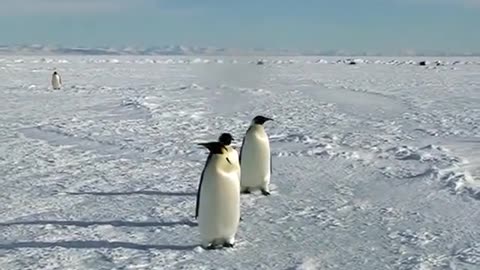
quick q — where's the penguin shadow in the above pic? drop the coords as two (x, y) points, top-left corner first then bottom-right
(0, 219), (198, 251)
(65, 190), (196, 196)
(0, 240), (197, 251)
(0, 219), (197, 228)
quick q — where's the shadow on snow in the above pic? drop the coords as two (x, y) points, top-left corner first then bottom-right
(0, 240), (197, 251)
(0, 220), (197, 228)
(65, 190), (196, 196)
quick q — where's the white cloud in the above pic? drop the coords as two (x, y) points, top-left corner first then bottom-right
(1, 0), (141, 15)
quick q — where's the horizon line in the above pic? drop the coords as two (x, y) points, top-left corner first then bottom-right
(1, 44), (480, 57)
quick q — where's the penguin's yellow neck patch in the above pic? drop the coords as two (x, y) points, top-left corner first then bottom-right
(212, 153), (235, 173)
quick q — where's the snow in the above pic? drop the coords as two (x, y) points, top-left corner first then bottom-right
(0, 55), (479, 269)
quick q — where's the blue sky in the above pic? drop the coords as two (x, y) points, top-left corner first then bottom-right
(1, 0), (479, 53)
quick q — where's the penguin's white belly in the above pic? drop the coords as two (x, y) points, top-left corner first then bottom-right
(52, 75), (61, 89)
(198, 169), (240, 244)
(226, 146), (241, 180)
(240, 134), (271, 188)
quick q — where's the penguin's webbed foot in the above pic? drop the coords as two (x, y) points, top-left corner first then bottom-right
(205, 245), (215, 250)
(241, 188), (251, 194)
(223, 242), (235, 248)
(204, 244), (220, 250)
(261, 189), (271, 196)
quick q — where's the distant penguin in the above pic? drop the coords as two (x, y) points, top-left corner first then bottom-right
(51, 71), (62, 90)
(196, 142), (241, 249)
(239, 115), (273, 196)
(218, 133), (241, 180)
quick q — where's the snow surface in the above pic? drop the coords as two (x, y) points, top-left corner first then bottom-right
(1, 56), (480, 269)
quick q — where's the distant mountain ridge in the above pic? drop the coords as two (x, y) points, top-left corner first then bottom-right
(0, 44), (479, 56)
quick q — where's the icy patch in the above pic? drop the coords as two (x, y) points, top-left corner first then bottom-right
(456, 243), (480, 265)
(18, 124), (143, 158)
(388, 229), (439, 246)
(293, 257), (322, 270)
(237, 87), (271, 95)
(435, 139), (480, 199)
(387, 146), (427, 161)
(273, 133), (318, 144)
(177, 83), (205, 90)
(440, 167), (480, 199)
(190, 58), (211, 64)
(383, 144), (453, 164)
(121, 96), (163, 116)
(393, 253), (451, 270)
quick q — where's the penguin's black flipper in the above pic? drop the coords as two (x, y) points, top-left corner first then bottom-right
(239, 126), (252, 165)
(270, 154), (273, 174)
(196, 153), (212, 219)
(239, 137), (246, 164)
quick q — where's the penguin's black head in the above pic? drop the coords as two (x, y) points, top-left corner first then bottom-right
(198, 142), (227, 154)
(53, 71), (57, 75)
(252, 115), (273, 125)
(218, 133), (233, 145)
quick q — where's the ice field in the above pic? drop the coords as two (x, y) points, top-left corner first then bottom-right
(0, 56), (479, 269)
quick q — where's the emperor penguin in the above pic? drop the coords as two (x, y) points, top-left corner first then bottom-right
(196, 141), (241, 249)
(239, 115), (273, 196)
(51, 71), (62, 90)
(218, 133), (241, 180)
